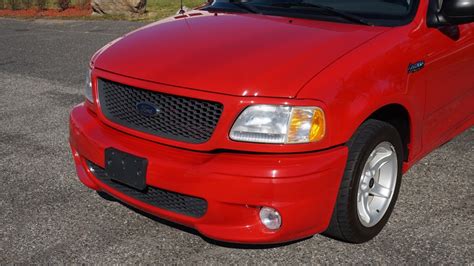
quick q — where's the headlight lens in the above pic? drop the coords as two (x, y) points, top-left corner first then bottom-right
(230, 105), (325, 144)
(85, 69), (93, 102)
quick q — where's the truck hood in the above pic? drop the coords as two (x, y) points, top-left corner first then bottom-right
(94, 11), (387, 98)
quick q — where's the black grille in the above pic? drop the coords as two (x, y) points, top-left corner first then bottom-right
(98, 79), (223, 144)
(87, 161), (207, 218)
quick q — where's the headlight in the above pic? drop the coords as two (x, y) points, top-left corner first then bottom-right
(230, 105), (326, 144)
(85, 68), (93, 102)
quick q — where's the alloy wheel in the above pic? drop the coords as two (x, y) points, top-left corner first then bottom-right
(357, 141), (398, 227)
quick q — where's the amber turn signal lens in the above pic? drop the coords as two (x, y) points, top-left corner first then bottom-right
(287, 107), (325, 143)
(309, 108), (325, 142)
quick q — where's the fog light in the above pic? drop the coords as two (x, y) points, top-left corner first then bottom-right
(259, 207), (282, 230)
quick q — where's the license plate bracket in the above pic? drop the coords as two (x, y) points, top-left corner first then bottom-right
(105, 148), (148, 191)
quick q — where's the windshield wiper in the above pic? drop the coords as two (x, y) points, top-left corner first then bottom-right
(203, 1), (261, 14)
(229, 0), (262, 14)
(269, 2), (373, 26)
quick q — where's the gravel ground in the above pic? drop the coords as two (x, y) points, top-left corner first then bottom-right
(0, 18), (472, 264)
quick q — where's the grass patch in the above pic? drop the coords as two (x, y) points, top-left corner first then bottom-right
(147, 0), (206, 19)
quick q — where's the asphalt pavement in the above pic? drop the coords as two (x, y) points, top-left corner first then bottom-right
(0, 17), (473, 264)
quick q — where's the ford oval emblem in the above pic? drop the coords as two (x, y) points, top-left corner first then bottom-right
(136, 102), (160, 117)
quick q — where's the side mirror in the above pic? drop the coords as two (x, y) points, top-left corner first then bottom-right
(442, 0), (474, 24)
(428, 0), (474, 27)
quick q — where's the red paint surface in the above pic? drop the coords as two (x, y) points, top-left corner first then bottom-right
(70, 0), (474, 243)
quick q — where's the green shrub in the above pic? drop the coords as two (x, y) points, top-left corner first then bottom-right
(7, 0), (20, 9)
(57, 0), (70, 10)
(35, 0), (46, 10)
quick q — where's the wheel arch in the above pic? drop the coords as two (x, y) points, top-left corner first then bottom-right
(358, 103), (412, 162)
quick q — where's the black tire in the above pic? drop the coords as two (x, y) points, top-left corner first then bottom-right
(323, 119), (404, 243)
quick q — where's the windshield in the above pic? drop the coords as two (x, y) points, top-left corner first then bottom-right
(203, 0), (419, 26)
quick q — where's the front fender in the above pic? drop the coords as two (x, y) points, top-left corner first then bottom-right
(297, 23), (427, 162)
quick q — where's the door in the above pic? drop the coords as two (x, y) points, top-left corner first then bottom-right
(422, 22), (474, 150)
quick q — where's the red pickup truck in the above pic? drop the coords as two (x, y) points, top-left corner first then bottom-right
(69, 0), (474, 244)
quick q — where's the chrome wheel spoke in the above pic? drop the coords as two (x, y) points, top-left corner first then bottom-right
(360, 211), (370, 225)
(358, 193), (370, 224)
(370, 151), (393, 172)
(370, 182), (391, 198)
(360, 181), (369, 192)
(358, 192), (363, 202)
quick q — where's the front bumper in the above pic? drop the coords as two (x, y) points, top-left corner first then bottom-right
(69, 104), (348, 244)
